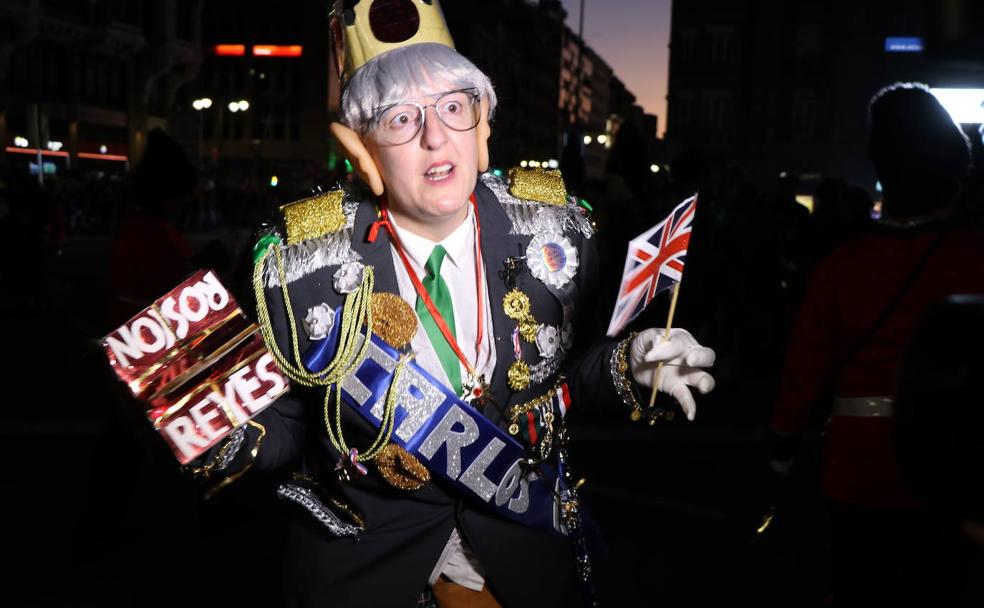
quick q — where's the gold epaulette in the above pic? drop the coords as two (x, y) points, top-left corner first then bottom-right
(259, 188), (362, 288)
(482, 170), (595, 239)
(280, 189), (348, 246)
(507, 167), (568, 207)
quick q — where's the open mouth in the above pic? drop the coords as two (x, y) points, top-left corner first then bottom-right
(424, 162), (454, 182)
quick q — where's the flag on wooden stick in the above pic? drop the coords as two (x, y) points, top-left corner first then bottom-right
(606, 194), (697, 337)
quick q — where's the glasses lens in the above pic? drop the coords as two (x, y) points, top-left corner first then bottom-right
(377, 104), (423, 145)
(436, 91), (479, 131)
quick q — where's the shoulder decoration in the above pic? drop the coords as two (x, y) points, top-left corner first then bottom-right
(262, 188), (362, 288)
(508, 167), (568, 206)
(480, 171), (594, 239)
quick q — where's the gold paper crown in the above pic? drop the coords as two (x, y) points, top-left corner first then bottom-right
(331, 0), (456, 82)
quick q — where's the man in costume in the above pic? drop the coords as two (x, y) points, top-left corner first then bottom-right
(196, 2), (715, 606)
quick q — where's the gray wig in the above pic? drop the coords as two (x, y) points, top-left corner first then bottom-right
(340, 42), (497, 133)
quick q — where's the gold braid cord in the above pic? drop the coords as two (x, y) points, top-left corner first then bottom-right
(253, 243), (410, 465)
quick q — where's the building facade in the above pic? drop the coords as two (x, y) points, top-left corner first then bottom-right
(665, 0), (984, 195)
(0, 0), (203, 174)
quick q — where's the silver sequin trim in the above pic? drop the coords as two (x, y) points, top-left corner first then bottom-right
(210, 426), (245, 471)
(480, 172), (594, 239)
(275, 483), (364, 537)
(530, 351), (564, 385)
(263, 200), (362, 287)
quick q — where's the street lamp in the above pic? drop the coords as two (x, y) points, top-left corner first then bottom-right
(193, 98), (214, 168)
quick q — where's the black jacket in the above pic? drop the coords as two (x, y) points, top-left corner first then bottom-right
(227, 176), (622, 607)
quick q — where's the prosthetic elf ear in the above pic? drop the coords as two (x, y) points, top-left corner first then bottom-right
(477, 96), (491, 173)
(329, 121), (385, 196)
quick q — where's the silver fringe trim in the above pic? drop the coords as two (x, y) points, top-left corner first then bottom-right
(263, 200), (363, 288)
(276, 482), (364, 537)
(480, 172), (595, 239)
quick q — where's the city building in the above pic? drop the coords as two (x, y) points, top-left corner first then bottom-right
(665, 0), (984, 196)
(0, 0), (203, 176)
(173, 0), (336, 191)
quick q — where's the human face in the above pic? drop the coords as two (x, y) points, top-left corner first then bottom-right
(366, 86), (480, 241)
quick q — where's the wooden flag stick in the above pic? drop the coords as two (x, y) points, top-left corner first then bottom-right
(648, 281), (682, 408)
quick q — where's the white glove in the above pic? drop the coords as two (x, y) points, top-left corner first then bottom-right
(629, 328), (716, 421)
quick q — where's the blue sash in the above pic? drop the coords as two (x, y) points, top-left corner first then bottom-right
(303, 311), (570, 537)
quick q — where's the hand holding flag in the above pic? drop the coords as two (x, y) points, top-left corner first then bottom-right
(606, 194), (714, 418)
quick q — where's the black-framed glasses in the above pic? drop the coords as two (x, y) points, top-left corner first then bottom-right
(366, 88), (481, 146)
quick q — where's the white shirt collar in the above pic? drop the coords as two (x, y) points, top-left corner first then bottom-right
(388, 204), (474, 272)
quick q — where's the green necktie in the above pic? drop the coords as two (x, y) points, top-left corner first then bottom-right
(416, 245), (462, 394)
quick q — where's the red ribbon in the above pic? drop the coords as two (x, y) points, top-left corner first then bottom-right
(368, 193), (485, 378)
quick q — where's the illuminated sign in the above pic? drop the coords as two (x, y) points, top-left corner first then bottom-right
(253, 45), (302, 57)
(884, 37), (923, 52)
(930, 88), (984, 124)
(213, 45), (246, 56)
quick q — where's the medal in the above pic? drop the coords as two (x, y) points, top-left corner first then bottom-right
(503, 289), (531, 320)
(508, 360), (531, 391)
(518, 317), (540, 343)
(460, 372), (492, 408)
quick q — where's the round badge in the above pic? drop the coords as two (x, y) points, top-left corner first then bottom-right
(526, 233), (578, 288)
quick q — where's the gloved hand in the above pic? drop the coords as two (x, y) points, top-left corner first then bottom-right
(629, 328), (716, 420)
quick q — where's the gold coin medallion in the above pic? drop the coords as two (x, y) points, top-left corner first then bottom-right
(503, 289), (531, 320)
(371, 292), (417, 348)
(518, 317), (540, 343)
(507, 360), (531, 391)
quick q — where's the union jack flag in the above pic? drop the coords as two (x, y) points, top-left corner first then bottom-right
(606, 194), (698, 337)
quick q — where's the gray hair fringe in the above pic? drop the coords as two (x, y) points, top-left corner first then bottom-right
(340, 43), (497, 132)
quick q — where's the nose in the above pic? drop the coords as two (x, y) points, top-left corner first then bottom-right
(419, 105), (448, 150)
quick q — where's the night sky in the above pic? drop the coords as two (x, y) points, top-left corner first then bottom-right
(559, 0), (672, 134)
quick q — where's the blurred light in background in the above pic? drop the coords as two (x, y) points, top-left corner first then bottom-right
(930, 88), (984, 124)
(795, 194), (814, 213)
(884, 37), (924, 52)
(213, 45), (246, 56)
(253, 45), (302, 57)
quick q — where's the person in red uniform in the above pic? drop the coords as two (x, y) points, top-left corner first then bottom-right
(769, 83), (984, 606)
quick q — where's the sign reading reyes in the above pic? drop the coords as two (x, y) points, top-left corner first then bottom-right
(102, 269), (289, 464)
